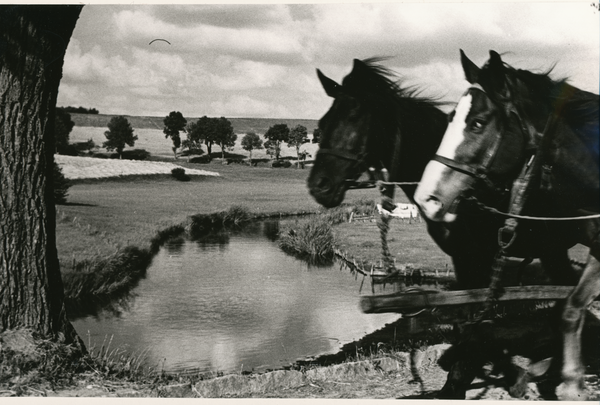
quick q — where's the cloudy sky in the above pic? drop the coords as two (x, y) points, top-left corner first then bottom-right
(57, 2), (599, 119)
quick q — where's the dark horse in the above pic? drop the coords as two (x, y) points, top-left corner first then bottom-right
(415, 50), (599, 400)
(307, 58), (506, 289)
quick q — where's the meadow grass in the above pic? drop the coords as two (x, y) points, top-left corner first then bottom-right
(56, 160), (375, 307)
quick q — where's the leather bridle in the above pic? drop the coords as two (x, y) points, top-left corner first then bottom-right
(431, 83), (541, 195)
(316, 147), (370, 175)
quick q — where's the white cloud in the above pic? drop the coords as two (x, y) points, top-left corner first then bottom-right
(394, 61), (468, 105)
(113, 9), (305, 62)
(209, 58), (287, 91)
(60, 3), (598, 119)
(211, 95), (291, 119)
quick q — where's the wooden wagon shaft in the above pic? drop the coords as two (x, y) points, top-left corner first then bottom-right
(360, 285), (580, 314)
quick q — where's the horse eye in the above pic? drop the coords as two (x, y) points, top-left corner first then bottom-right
(470, 119), (485, 132)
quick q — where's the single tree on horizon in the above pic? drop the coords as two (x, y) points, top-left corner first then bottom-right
(241, 131), (263, 163)
(186, 116), (216, 157)
(287, 124), (309, 168)
(264, 123), (290, 160)
(214, 117), (237, 159)
(103, 116), (137, 159)
(163, 111), (187, 159)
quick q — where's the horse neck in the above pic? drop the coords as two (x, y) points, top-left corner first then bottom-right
(376, 102), (447, 200)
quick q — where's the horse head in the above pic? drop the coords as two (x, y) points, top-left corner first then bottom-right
(417, 49), (600, 400)
(308, 58), (447, 208)
(307, 59), (385, 208)
(415, 50), (534, 222)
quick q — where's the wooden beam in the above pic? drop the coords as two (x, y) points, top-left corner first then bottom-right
(360, 285), (577, 314)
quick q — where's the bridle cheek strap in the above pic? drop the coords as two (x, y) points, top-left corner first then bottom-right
(431, 84), (532, 195)
(316, 148), (362, 162)
(316, 148), (370, 176)
(432, 154), (499, 192)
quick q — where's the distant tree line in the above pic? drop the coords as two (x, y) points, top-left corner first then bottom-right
(55, 106), (319, 167)
(163, 111), (318, 168)
(60, 106), (99, 114)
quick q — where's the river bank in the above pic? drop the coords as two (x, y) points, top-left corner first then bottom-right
(3, 155), (596, 399)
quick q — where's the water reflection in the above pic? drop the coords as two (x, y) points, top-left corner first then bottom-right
(164, 237), (185, 255)
(72, 220), (401, 374)
(262, 220), (279, 242)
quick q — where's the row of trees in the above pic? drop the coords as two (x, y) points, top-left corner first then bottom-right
(162, 111), (315, 165)
(61, 106), (99, 114)
(55, 107), (321, 163)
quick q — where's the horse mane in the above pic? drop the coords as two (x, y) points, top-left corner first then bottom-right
(339, 57), (449, 179)
(340, 58), (447, 146)
(342, 57), (444, 113)
(481, 60), (599, 147)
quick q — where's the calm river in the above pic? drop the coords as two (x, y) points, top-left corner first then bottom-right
(72, 220), (400, 374)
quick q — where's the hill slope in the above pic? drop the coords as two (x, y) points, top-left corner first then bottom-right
(70, 113), (320, 134)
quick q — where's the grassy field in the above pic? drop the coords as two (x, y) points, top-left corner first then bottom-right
(56, 161), (380, 271)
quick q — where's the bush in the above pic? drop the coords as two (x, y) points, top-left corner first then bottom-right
(272, 160), (292, 168)
(57, 144), (80, 156)
(189, 155), (211, 164)
(72, 139), (96, 153)
(171, 167), (190, 182)
(120, 149), (150, 161)
(221, 205), (251, 226)
(53, 162), (70, 204)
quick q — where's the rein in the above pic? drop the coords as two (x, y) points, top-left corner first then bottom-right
(462, 196), (600, 221)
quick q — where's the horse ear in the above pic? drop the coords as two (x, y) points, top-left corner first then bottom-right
(317, 69), (340, 98)
(352, 59), (365, 72)
(460, 49), (479, 84)
(487, 50), (508, 95)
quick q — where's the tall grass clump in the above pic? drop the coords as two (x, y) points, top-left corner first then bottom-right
(62, 246), (153, 317)
(279, 216), (336, 264)
(86, 334), (151, 380)
(150, 224), (185, 253)
(0, 330), (87, 394)
(221, 205), (251, 226)
(0, 329), (154, 396)
(187, 205), (251, 237)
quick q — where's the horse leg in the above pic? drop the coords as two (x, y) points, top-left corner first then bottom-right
(559, 253), (600, 400)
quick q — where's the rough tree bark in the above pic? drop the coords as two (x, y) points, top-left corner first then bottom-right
(0, 5), (82, 344)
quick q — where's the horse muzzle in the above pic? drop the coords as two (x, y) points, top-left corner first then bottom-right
(415, 160), (475, 223)
(307, 175), (347, 208)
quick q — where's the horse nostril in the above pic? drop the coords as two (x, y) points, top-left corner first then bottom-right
(426, 195), (443, 209)
(316, 176), (332, 192)
(418, 195), (444, 214)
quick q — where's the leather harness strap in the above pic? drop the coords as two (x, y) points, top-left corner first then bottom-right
(316, 148), (363, 162)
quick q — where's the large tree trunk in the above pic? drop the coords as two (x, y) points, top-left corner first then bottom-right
(0, 6), (82, 345)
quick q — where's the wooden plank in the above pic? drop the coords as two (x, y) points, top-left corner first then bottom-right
(360, 285), (576, 314)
